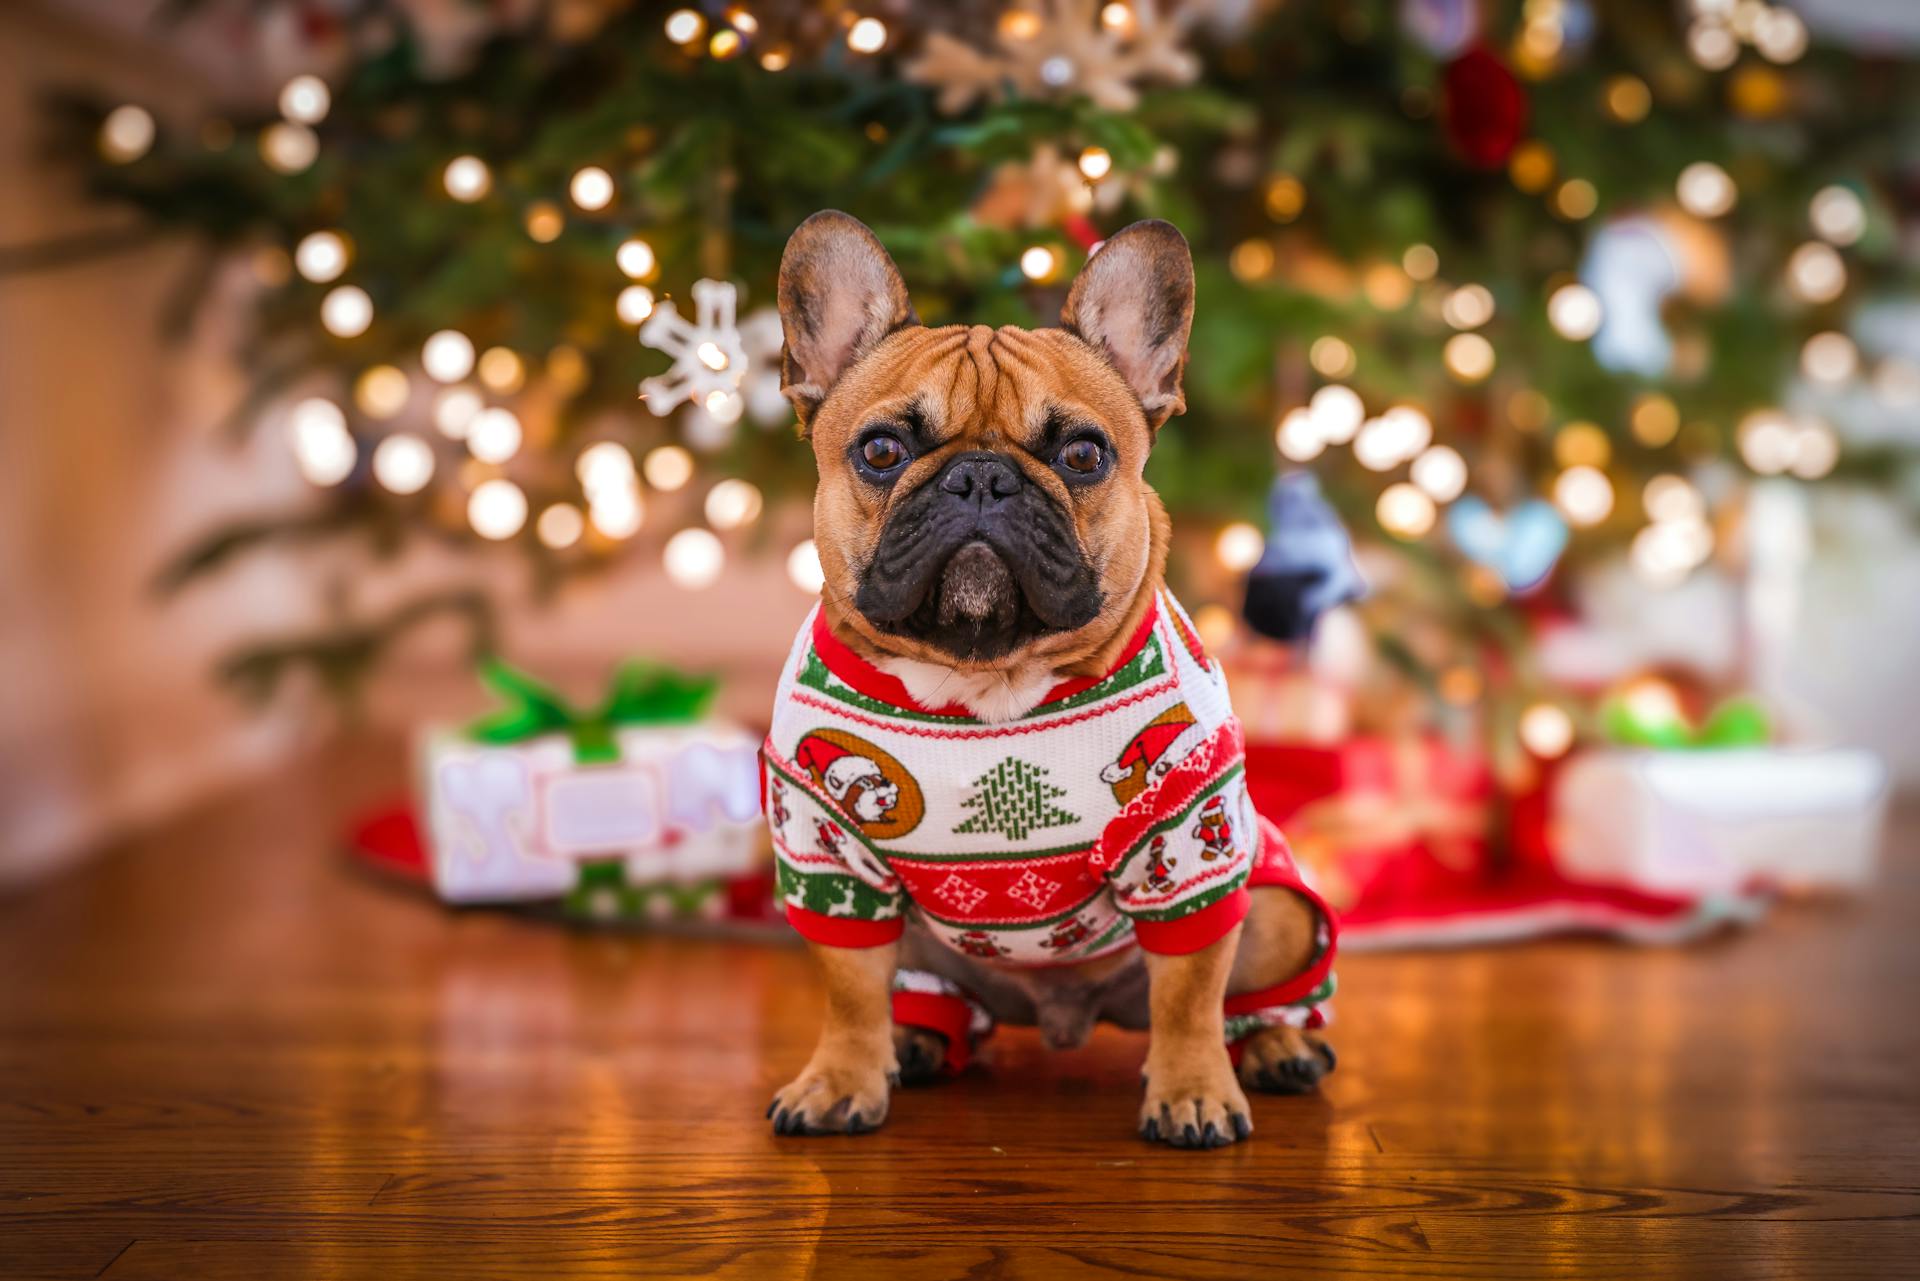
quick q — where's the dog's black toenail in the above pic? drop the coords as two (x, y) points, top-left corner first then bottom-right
(1201, 1122), (1220, 1147)
(766, 1098), (778, 1118)
(1230, 1112), (1252, 1140)
(1318, 1043), (1337, 1074)
(847, 1113), (868, 1134)
(1140, 1117), (1160, 1142)
(1181, 1123), (1199, 1147)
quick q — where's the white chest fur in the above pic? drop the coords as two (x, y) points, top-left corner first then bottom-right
(874, 655), (1059, 723)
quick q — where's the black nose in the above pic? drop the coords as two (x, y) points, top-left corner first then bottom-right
(937, 451), (1023, 508)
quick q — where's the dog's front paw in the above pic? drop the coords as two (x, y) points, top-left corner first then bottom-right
(1236, 1025), (1336, 1095)
(1138, 1045), (1252, 1149)
(767, 1053), (894, 1136)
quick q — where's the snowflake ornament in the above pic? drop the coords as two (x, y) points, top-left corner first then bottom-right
(639, 278), (749, 426)
(908, 0), (1201, 115)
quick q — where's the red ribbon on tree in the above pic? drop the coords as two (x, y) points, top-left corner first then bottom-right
(1441, 47), (1529, 169)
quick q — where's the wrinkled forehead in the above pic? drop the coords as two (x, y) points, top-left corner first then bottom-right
(813, 324), (1145, 450)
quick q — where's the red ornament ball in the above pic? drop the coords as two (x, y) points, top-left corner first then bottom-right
(1441, 47), (1529, 169)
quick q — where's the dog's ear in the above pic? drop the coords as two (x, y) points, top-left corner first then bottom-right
(777, 211), (917, 435)
(1060, 220), (1195, 433)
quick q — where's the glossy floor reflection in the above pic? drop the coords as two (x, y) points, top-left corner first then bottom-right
(2, 739), (1916, 1278)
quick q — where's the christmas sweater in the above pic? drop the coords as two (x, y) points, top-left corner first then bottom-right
(762, 591), (1279, 965)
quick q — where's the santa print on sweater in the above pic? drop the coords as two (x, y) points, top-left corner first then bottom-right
(762, 592), (1332, 972)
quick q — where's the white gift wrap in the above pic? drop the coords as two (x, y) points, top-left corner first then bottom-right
(1553, 748), (1889, 896)
(417, 721), (763, 903)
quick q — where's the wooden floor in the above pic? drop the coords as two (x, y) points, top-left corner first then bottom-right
(3, 739), (1917, 1280)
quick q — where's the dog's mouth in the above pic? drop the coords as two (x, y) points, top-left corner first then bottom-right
(852, 452), (1102, 663)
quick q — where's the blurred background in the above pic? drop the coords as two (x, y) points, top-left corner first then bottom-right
(2, 0), (1915, 926)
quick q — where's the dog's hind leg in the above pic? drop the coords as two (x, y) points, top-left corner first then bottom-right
(1226, 882), (1338, 1095)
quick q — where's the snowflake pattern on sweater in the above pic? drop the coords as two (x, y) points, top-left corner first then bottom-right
(762, 592), (1263, 965)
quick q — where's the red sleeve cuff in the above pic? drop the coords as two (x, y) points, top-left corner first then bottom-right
(1131, 886), (1250, 955)
(784, 903), (905, 948)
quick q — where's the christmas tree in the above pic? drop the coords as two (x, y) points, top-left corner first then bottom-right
(42, 0), (1918, 760)
(954, 759), (1079, 842)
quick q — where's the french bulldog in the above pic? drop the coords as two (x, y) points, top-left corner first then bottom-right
(761, 211), (1337, 1149)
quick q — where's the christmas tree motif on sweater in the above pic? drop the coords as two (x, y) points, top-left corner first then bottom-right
(952, 758), (1079, 842)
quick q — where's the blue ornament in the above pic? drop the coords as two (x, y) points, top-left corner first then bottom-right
(1242, 471), (1368, 643)
(1446, 497), (1568, 592)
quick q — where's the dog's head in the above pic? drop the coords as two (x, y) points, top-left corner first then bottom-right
(777, 211), (1194, 673)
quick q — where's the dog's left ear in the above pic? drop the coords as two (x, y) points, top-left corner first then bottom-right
(1060, 220), (1195, 433)
(777, 210), (917, 435)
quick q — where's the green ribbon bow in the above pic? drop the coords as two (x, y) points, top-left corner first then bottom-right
(466, 658), (718, 764)
(1600, 694), (1771, 750)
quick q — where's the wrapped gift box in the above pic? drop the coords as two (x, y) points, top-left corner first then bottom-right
(418, 723), (764, 910)
(413, 660), (765, 919)
(1552, 748), (1889, 895)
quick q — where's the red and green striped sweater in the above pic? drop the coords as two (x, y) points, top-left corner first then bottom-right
(762, 591), (1296, 965)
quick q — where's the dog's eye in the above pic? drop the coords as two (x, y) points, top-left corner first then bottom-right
(1058, 438), (1105, 475)
(859, 433), (908, 473)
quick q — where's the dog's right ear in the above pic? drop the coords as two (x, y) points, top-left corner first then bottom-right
(777, 211), (917, 436)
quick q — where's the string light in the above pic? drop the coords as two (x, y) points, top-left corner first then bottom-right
(320, 285), (373, 337)
(616, 238), (658, 280)
(847, 17), (888, 53)
(294, 230), (348, 283)
(1801, 331), (1858, 383)
(433, 388), (482, 439)
(1604, 75), (1651, 123)
(477, 347), (525, 394)
(1519, 704), (1575, 758)
(710, 29), (742, 59)
(1353, 407), (1431, 472)
(537, 503), (585, 549)
(1874, 358), (1920, 408)
(1631, 516), (1714, 586)
(1263, 174), (1305, 222)
(422, 330), (476, 383)
(1308, 385), (1364, 445)
(1547, 283), (1603, 340)
(1676, 161), (1737, 217)
(1215, 522), (1265, 572)
(1553, 421), (1612, 468)
(278, 75), (330, 125)
(1551, 178), (1598, 220)
(1552, 466), (1615, 527)
(1376, 483), (1437, 539)
(443, 156), (491, 202)
(1508, 141), (1555, 195)
(100, 105), (155, 163)
(664, 528), (725, 588)
(1101, 2), (1136, 32)
(725, 7), (758, 35)
(1630, 393), (1681, 447)
(1442, 284), (1495, 330)
(569, 166), (614, 211)
(1402, 244), (1439, 281)
(1230, 240), (1275, 282)
(1809, 186), (1866, 246)
(577, 441), (636, 495)
(1687, 20), (1739, 70)
(589, 487), (644, 539)
(466, 408), (523, 464)
(704, 478), (764, 529)
(760, 47), (792, 71)
(468, 478), (528, 540)
(1410, 445), (1468, 502)
(260, 122), (318, 174)
(1752, 6), (1808, 62)
(525, 202), (565, 242)
(644, 444), (694, 491)
(286, 398), (356, 486)
(617, 285), (656, 325)
(1786, 242), (1846, 303)
(1444, 332), (1495, 382)
(1363, 263), (1413, 311)
(1737, 410), (1797, 474)
(787, 539), (826, 594)
(1643, 474), (1704, 524)
(1078, 147), (1113, 180)
(354, 365), (410, 418)
(664, 9), (705, 44)
(1788, 418), (1839, 479)
(372, 433), (435, 494)
(1020, 245), (1058, 281)
(1276, 408), (1323, 462)
(1309, 336), (1357, 379)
